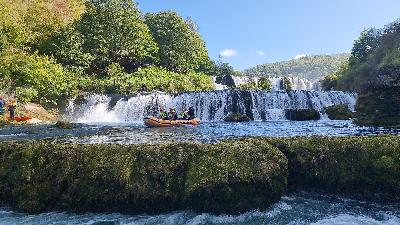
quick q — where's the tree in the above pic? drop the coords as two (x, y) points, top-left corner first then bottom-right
(145, 11), (209, 73)
(281, 77), (292, 90)
(258, 77), (272, 90)
(349, 28), (381, 65)
(43, 0), (158, 75)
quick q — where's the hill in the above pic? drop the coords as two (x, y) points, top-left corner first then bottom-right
(243, 54), (350, 82)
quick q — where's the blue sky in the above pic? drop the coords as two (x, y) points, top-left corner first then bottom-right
(136, 0), (400, 70)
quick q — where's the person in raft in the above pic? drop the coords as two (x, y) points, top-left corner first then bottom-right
(169, 107), (178, 120)
(159, 107), (168, 120)
(180, 108), (189, 120)
(7, 98), (17, 121)
(188, 106), (195, 120)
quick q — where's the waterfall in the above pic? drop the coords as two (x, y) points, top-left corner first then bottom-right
(67, 90), (357, 123)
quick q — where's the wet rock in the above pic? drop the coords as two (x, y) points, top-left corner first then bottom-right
(286, 109), (320, 121)
(54, 121), (75, 129)
(224, 113), (251, 122)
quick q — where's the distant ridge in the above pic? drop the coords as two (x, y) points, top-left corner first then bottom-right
(243, 53), (349, 82)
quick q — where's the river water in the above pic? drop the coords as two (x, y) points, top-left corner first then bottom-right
(1, 192), (399, 225)
(0, 120), (399, 144)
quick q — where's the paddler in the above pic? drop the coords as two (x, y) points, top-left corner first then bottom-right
(7, 98), (17, 121)
(188, 106), (195, 120)
(169, 107), (178, 120)
(159, 107), (168, 120)
(180, 108), (189, 120)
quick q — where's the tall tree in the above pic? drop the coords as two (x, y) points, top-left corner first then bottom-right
(145, 11), (209, 73)
(43, 0), (158, 75)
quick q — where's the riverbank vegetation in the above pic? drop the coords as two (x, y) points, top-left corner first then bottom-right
(321, 19), (400, 127)
(0, 0), (218, 107)
(0, 136), (398, 214)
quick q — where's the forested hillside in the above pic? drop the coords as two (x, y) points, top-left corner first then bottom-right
(244, 54), (349, 81)
(0, 0), (218, 107)
(322, 19), (400, 126)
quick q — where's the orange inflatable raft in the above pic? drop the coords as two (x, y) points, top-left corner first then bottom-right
(6, 115), (32, 122)
(144, 116), (200, 127)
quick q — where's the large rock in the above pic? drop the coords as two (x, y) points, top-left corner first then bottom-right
(324, 105), (353, 120)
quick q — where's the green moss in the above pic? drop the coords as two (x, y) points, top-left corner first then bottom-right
(0, 140), (287, 214)
(0, 136), (399, 215)
(264, 136), (400, 201)
(324, 105), (354, 120)
(286, 109), (321, 121)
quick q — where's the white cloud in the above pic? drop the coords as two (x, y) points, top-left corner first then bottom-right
(256, 50), (265, 56)
(294, 54), (306, 59)
(220, 49), (238, 57)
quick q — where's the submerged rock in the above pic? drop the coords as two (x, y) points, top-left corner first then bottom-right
(54, 121), (75, 129)
(286, 109), (321, 121)
(224, 113), (251, 122)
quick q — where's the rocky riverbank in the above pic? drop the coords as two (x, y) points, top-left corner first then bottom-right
(0, 136), (398, 215)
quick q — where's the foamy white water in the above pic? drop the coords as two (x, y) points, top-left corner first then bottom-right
(1, 193), (398, 225)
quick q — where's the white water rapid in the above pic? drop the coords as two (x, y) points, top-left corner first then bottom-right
(66, 90), (357, 123)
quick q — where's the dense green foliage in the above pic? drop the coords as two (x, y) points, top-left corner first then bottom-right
(0, 0), (216, 106)
(1, 136), (399, 214)
(238, 77), (272, 91)
(0, 140), (287, 214)
(244, 54), (349, 82)
(326, 20), (400, 126)
(324, 105), (353, 120)
(281, 77), (293, 90)
(144, 11), (209, 73)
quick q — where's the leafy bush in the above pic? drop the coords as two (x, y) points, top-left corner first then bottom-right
(0, 51), (80, 106)
(15, 87), (38, 104)
(258, 77), (272, 90)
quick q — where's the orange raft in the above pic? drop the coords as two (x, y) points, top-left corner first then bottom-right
(6, 115), (32, 122)
(144, 116), (200, 127)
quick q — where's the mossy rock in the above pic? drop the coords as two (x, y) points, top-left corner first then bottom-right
(264, 136), (400, 202)
(224, 113), (251, 122)
(54, 121), (75, 129)
(185, 140), (287, 213)
(286, 109), (320, 121)
(324, 105), (354, 120)
(0, 140), (287, 214)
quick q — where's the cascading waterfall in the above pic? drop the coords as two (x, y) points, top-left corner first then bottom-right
(66, 90), (357, 123)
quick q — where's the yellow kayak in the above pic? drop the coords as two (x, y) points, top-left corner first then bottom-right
(144, 116), (200, 127)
